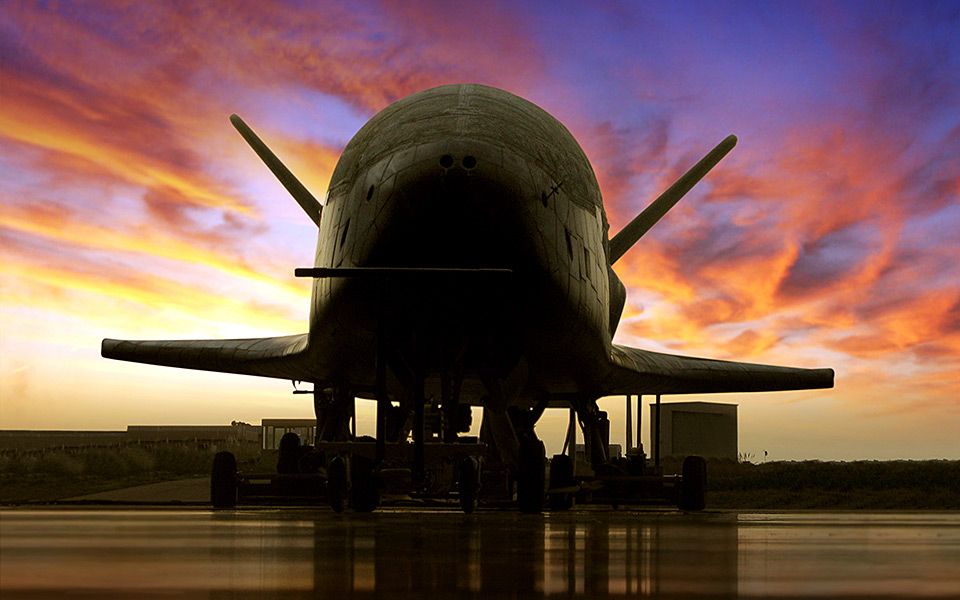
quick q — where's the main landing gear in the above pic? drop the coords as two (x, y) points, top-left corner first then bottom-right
(539, 397), (708, 511)
(208, 394), (707, 513)
(208, 375), (485, 513)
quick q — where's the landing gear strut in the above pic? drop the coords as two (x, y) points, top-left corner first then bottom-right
(350, 454), (380, 512)
(548, 454), (574, 511)
(677, 455), (707, 511)
(327, 455), (347, 513)
(517, 437), (545, 513)
(458, 456), (480, 514)
(210, 451), (238, 509)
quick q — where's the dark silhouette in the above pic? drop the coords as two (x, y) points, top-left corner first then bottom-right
(102, 84), (832, 512)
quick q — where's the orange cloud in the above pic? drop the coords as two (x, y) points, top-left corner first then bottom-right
(0, 201), (308, 305)
(0, 251), (304, 336)
(829, 290), (960, 358)
(722, 329), (783, 358)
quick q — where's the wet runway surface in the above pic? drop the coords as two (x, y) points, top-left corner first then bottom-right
(1, 508), (958, 598)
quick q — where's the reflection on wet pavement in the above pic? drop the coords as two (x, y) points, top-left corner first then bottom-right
(1, 508), (958, 597)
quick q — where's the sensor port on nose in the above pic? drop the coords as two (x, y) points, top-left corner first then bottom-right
(462, 155), (477, 169)
(439, 154), (454, 169)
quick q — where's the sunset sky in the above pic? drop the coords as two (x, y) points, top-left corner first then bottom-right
(1, 1), (957, 459)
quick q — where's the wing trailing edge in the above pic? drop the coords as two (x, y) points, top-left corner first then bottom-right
(101, 334), (312, 381)
(604, 344), (834, 395)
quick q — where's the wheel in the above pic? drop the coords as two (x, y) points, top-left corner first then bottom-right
(327, 455), (348, 513)
(458, 456), (480, 514)
(517, 439), (545, 513)
(350, 454), (380, 512)
(677, 455), (707, 511)
(548, 454), (574, 511)
(297, 448), (325, 474)
(210, 451), (238, 508)
(277, 432), (301, 474)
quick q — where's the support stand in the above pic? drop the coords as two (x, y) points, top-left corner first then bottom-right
(636, 394), (642, 454)
(412, 369), (426, 484)
(625, 394), (632, 452)
(375, 314), (388, 465)
(654, 394), (661, 470)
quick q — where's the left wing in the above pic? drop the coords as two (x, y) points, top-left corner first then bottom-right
(604, 344), (834, 395)
(101, 334), (312, 381)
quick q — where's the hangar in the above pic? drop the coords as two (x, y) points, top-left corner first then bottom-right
(650, 401), (738, 460)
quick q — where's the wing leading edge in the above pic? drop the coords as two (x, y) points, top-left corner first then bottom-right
(101, 334), (311, 381)
(605, 344), (834, 395)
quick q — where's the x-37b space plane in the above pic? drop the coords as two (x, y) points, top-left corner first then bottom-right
(103, 84), (833, 512)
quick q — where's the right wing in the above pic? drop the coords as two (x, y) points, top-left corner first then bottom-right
(101, 334), (312, 381)
(604, 343), (834, 395)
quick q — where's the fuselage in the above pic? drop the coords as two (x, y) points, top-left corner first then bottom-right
(305, 84), (626, 403)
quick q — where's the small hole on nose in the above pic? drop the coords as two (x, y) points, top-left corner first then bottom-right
(439, 155), (454, 168)
(366, 185), (375, 200)
(462, 155), (477, 169)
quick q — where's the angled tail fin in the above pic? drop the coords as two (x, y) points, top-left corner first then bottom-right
(230, 114), (323, 227)
(609, 135), (737, 264)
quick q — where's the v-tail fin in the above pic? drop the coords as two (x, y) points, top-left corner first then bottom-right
(608, 135), (736, 264)
(230, 114), (323, 227)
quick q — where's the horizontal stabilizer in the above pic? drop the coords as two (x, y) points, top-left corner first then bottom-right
(230, 114), (323, 227)
(609, 135), (737, 264)
(294, 267), (514, 278)
(101, 334), (311, 380)
(605, 344), (833, 395)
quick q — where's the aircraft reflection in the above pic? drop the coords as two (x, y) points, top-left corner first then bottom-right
(306, 510), (738, 597)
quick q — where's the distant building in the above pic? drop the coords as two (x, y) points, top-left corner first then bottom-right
(650, 401), (737, 460)
(126, 423), (260, 444)
(0, 422), (261, 454)
(261, 419), (316, 450)
(0, 430), (126, 452)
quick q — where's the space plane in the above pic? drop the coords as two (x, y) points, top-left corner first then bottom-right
(103, 84), (833, 511)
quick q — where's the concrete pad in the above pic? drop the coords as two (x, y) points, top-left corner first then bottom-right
(65, 477), (209, 502)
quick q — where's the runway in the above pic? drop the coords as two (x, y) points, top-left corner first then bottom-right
(1, 508), (958, 598)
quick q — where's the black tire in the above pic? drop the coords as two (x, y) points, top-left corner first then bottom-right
(297, 448), (325, 475)
(211, 451), (238, 509)
(677, 455), (707, 511)
(517, 439), (546, 513)
(458, 456), (480, 514)
(327, 456), (348, 513)
(350, 455), (379, 513)
(277, 432), (301, 474)
(548, 454), (574, 511)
